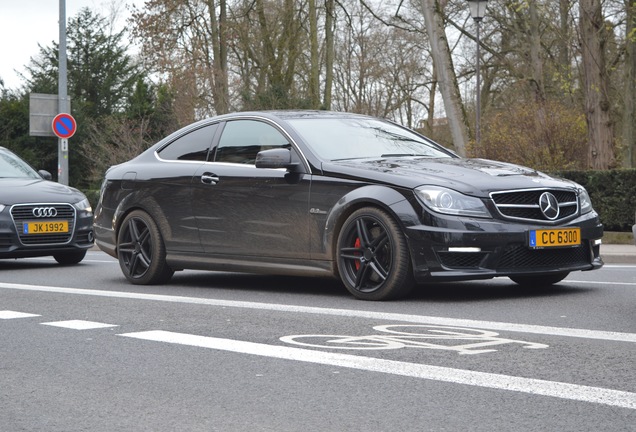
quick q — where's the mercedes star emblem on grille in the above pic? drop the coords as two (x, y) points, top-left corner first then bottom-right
(539, 192), (559, 220)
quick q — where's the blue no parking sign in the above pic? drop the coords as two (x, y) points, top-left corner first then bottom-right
(51, 113), (77, 139)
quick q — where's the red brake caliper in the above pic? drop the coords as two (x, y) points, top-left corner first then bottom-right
(354, 238), (361, 270)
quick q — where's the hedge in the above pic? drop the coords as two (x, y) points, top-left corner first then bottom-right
(555, 169), (636, 232)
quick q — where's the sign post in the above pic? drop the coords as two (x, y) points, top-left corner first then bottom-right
(58, 0), (69, 185)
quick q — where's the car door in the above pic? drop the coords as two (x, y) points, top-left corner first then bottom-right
(192, 119), (311, 259)
(148, 123), (219, 253)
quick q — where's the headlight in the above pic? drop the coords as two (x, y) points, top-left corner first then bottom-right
(0, 205), (5, 213)
(74, 198), (92, 213)
(578, 187), (593, 214)
(415, 186), (491, 218)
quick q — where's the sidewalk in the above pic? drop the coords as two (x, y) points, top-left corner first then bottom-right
(600, 243), (636, 265)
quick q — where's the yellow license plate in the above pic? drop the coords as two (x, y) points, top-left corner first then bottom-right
(23, 221), (69, 234)
(529, 227), (581, 248)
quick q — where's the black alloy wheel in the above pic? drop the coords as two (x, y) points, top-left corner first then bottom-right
(509, 272), (569, 287)
(337, 207), (414, 300)
(117, 210), (174, 285)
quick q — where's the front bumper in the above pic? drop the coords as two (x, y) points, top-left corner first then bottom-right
(0, 208), (94, 259)
(405, 211), (603, 283)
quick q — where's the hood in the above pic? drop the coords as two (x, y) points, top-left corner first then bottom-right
(0, 178), (86, 205)
(321, 157), (577, 196)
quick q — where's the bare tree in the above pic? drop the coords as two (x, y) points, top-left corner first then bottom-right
(324, 0), (335, 109)
(418, 0), (470, 155)
(623, 0), (636, 167)
(131, 0), (229, 122)
(579, 0), (616, 169)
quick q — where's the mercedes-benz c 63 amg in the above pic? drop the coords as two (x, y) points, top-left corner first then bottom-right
(94, 111), (603, 300)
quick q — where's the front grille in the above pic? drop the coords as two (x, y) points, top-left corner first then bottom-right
(497, 243), (590, 270)
(438, 252), (487, 268)
(491, 189), (578, 223)
(11, 204), (76, 246)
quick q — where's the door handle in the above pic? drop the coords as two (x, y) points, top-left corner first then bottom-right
(201, 173), (220, 185)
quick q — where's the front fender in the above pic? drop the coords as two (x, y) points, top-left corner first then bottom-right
(320, 185), (421, 261)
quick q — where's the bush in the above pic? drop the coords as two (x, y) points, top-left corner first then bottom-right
(469, 100), (588, 171)
(555, 169), (636, 231)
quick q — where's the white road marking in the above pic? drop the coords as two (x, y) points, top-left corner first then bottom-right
(565, 279), (636, 286)
(280, 325), (550, 355)
(1, 281), (635, 343)
(17, 255), (116, 264)
(0, 310), (41, 319)
(120, 330), (636, 410)
(41, 320), (118, 330)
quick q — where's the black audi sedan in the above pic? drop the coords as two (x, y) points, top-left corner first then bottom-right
(94, 111), (603, 300)
(0, 146), (94, 264)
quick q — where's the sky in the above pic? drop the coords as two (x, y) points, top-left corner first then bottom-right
(0, 0), (142, 90)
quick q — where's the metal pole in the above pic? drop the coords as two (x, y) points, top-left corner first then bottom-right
(475, 19), (481, 146)
(58, 0), (69, 185)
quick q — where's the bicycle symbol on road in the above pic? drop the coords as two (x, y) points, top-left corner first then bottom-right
(280, 325), (549, 355)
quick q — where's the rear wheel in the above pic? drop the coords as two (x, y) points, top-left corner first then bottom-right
(117, 210), (174, 285)
(509, 272), (569, 287)
(53, 250), (86, 265)
(336, 207), (414, 301)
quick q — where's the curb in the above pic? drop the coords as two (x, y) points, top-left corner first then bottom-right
(600, 244), (636, 265)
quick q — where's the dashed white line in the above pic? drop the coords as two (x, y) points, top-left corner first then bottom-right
(41, 320), (118, 330)
(0, 310), (41, 319)
(120, 330), (636, 410)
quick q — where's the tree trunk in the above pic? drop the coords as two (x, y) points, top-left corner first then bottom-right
(579, 0), (615, 169)
(529, 2), (545, 102)
(206, 0), (229, 114)
(323, 0), (335, 110)
(308, 0), (320, 108)
(558, 0), (572, 75)
(418, 0), (469, 155)
(623, 0), (636, 167)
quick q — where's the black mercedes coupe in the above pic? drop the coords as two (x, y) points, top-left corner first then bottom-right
(94, 111), (603, 300)
(0, 146), (94, 264)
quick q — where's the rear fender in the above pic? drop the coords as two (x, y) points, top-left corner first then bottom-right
(113, 192), (172, 242)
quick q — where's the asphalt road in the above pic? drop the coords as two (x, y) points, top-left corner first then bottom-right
(1, 250), (635, 431)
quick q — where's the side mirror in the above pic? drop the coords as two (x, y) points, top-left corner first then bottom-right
(255, 148), (298, 170)
(38, 169), (53, 180)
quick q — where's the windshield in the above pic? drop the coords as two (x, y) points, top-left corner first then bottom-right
(287, 117), (454, 161)
(0, 149), (41, 179)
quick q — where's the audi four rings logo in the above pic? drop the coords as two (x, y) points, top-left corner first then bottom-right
(539, 192), (559, 220)
(32, 207), (58, 218)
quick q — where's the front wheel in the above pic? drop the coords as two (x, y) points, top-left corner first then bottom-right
(336, 207), (414, 301)
(53, 250), (87, 265)
(117, 210), (174, 285)
(509, 272), (569, 287)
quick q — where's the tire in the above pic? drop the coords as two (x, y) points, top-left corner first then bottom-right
(509, 272), (569, 287)
(53, 250), (87, 265)
(336, 207), (414, 301)
(117, 210), (174, 285)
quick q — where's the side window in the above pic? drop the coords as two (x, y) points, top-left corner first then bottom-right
(214, 120), (289, 164)
(158, 123), (218, 161)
